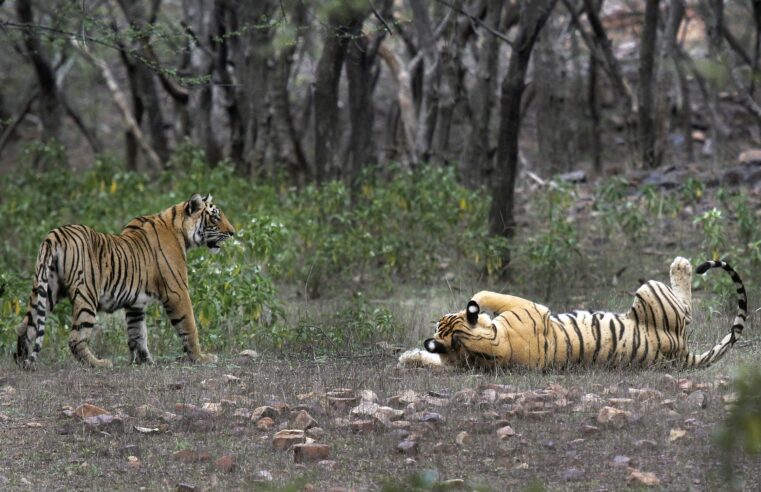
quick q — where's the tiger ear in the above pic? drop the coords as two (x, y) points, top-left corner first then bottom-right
(466, 300), (479, 325)
(202, 194), (212, 203)
(186, 194), (204, 214)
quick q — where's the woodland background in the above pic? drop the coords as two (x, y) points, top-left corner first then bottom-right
(2, 1), (761, 490)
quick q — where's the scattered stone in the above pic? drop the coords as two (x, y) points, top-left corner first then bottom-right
(222, 374), (241, 384)
(634, 439), (658, 449)
(540, 439), (557, 449)
(738, 149), (761, 164)
(581, 424), (599, 435)
(418, 411), (443, 423)
(251, 406), (279, 421)
(559, 170), (587, 183)
(686, 390), (708, 409)
(73, 403), (110, 419)
(272, 429), (305, 450)
(628, 468), (661, 486)
(306, 427), (325, 440)
(669, 428), (687, 442)
(455, 431), (471, 446)
(359, 390), (378, 403)
(478, 388), (497, 404)
(351, 401), (381, 418)
(293, 443), (330, 463)
(628, 388), (663, 402)
(350, 419), (377, 433)
(233, 408), (252, 419)
(176, 483), (197, 492)
(133, 425), (160, 434)
(214, 455), (236, 473)
(254, 470), (273, 482)
(496, 425), (515, 440)
(256, 417), (275, 430)
(202, 402), (222, 414)
(432, 442), (457, 454)
(373, 406), (405, 424)
(175, 403), (213, 420)
(580, 394), (603, 408)
(607, 398), (633, 406)
(327, 396), (359, 413)
(396, 439), (418, 455)
(174, 449), (198, 462)
(437, 479), (466, 489)
(451, 389), (477, 404)
(562, 467), (585, 481)
(83, 414), (125, 433)
(119, 444), (140, 458)
(291, 410), (317, 430)
(612, 455), (631, 467)
(133, 404), (178, 422)
(423, 395), (450, 407)
(596, 406), (631, 428)
(126, 455), (140, 471)
(239, 349), (259, 358)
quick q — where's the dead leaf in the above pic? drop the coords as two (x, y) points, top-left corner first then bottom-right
(669, 428), (687, 442)
(134, 425), (160, 434)
(628, 468), (660, 486)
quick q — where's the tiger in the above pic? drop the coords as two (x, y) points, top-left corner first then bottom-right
(398, 257), (747, 370)
(14, 193), (235, 369)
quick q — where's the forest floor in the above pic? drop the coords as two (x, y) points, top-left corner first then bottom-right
(3, 159), (761, 490)
(0, 303), (759, 491)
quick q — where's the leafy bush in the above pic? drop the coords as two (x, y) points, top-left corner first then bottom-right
(0, 153), (504, 357)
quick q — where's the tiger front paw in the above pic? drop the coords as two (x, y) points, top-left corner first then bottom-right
(191, 352), (218, 364)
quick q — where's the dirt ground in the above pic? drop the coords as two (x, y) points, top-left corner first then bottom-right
(1, 331), (760, 492)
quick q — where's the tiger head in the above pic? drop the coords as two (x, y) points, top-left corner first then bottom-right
(184, 194), (235, 254)
(424, 300), (500, 365)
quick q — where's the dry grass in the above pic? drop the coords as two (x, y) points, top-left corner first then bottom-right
(1, 296), (759, 491)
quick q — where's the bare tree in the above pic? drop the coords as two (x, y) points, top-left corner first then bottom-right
(489, 0), (559, 267)
(638, 0), (660, 169)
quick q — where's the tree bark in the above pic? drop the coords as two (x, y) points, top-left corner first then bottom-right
(313, 3), (366, 183)
(638, 0), (660, 169)
(463, 0), (505, 183)
(16, 0), (63, 169)
(489, 0), (558, 265)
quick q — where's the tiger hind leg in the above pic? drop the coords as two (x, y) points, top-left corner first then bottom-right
(68, 300), (112, 368)
(669, 257), (693, 322)
(16, 275), (59, 368)
(125, 307), (154, 364)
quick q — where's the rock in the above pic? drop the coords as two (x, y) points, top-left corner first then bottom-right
(233, 408), (251, 419)
(432, 442), (457, 454)
(133, 425), (160, 434)
(478, 388), (497, 404)
(126, 455), (140, 471)
(306, 427), (325, 439)
(373, 406), (405, 424)
(612, 455), (631, 467)
(272, 429), (305, 450)
(738, 149), (761, 164)
(201, 402), (222, 414)
(173, 450), (198, 462)
(634, 439), (658, 449)
(580, 425), (599, 435)
(175, 404), (213, 420)
(417, 411), (443, 423)
(251, 406), (280, 421)
(134, 404), (178, 422)
(222, 374), (241, 384)
(176, 483), (197, 492)
(607, 398), (633, 406)
(388, 390), (419, 408)
(423, 396), (450, 407)
(351, 401), (381, 418)
(293, 443), (330, 463)
(580, 393), (603, 408)
(396, 439), (418, 455)
(678, 378), (694, 392)
(562, 467), (585, 481)
(73, 403), (110, 419)
(214, 455), (236, 473)
(628, 388), (663, 402)
(254, 470), (273, 482)
(596, 406), (631, 428)
(455, 431), (471, 446)
(359, 390), (378, 403)
(83, 414), (125, 433)
(327, 396), (358, 413)
(558, 170), (587, 184)
(119, 444), (140, 458)
(496, 425), (515, 440)
(291, 410), (317, 430)
(628, 469), (660, 486)
(351, 419), (377, 433)
(437, 479), (466, 489)
(256, 417), (275, 430)
(686, 390), (708, 409)
(239, 349), (259, 358)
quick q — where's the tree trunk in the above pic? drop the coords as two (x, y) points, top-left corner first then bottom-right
(489, 0), (558, 266)
(16, 0), (63, 169)
(313, 4), (366, 183)
(408, 0), (441, 162)
(463, 0), (504, 183)
(638, 0), (660, 169)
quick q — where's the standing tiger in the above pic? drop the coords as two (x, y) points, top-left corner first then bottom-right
(399, 257), (747, 370)
(15, 194), (235, 369)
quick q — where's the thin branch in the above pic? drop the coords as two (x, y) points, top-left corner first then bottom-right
(435, 0), (514, 46)
(0, 89), (37, 157)
(369, 0), (392, 35)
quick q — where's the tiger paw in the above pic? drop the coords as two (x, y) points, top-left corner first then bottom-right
(192, 352), (218, 364)
(90, 358), (113, 368)
(670, 257), (692, 291)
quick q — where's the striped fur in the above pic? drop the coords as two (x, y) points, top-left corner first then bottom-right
(15, 194), (235, 369)
(418, 257), (746, 370)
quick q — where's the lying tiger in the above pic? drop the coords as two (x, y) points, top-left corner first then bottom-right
(15, 194), (235, 369)
(399, 257), (747, 370)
